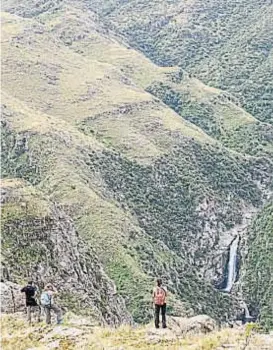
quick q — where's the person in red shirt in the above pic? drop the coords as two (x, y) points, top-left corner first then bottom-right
(152, 278), (167, 329)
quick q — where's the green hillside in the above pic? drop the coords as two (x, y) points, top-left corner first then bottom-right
(1, 0), (273, 327)
(146, 78), (273, 158)
(86, 0), (273, 124)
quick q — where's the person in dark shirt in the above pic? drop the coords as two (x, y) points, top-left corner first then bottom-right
(21, 281), (41, 323)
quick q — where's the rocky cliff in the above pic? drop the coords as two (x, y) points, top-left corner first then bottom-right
(1, 179), (131, 325)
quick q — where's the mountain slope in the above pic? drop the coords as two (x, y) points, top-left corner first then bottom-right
(2, 90), (239, 322)
(86, 0), (273, 124)
(2, 3), (273, 158)
(1, 1), (273, 325)
(1, 179), (131, 325)
(40, 3), (273, 158)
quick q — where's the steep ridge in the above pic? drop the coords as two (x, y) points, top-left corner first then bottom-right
(40, 3), (273, 158)
(1, 1), (273, 325)
(1, 179), (131, 325)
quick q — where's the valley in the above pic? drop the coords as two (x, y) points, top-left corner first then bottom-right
(1, 0), (273, 332)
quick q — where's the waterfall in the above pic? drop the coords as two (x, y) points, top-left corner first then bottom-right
(243, 302), (250, 318)
(241, 301), (254, 323)
(223, 235), (239, 292)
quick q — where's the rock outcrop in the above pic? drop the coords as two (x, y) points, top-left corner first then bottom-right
(162, 315), (217, 336)
(146, 315), (218, 344)
(0, 281), (25, 313)
(169, 315), (218, 335)
(1, 179), (132, 326)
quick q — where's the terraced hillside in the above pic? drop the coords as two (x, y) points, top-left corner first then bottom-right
(1, 0), (273, 327)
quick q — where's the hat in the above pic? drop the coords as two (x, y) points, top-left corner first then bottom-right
(45, 283), (53, 290)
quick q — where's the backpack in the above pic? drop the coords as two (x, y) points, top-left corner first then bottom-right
(40, 292), (51, 307)
(154, 286), (166, 305)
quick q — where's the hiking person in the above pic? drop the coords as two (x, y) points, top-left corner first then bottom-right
(21, 281), (41, 323)
(152, 278), (167, 329)
(40, 283), (62, 325)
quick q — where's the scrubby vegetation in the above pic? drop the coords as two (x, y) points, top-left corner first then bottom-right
(89, 0), (273, 123)
(242, 202), (273, 331)
(1, 0), (273, 328)
(147, 81), (273, 158)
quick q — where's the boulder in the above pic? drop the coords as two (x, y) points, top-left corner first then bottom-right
(146, 314), (218, 344)
(166, 315), (217, 336)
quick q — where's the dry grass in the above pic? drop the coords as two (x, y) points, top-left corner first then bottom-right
(3, 4), (256, 168)
(1, 314), (272, 350)
(1, 8), (213, 165)
(40, 5), (176, 88)
(1, 179), (50, 219)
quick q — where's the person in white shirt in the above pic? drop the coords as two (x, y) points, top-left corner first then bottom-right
(41, 283), (62, 325)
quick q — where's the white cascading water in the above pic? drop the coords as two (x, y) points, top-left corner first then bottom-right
(223, 235), (240, 292)
(243, 302), (250, 318)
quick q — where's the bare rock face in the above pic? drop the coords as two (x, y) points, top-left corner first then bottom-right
(0, 281), (25, 313)
(1, 181), (132, 326)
